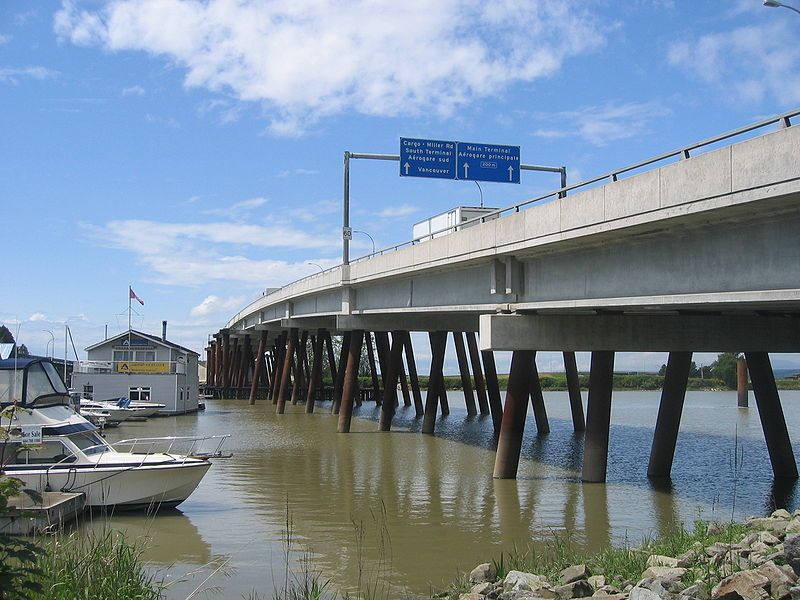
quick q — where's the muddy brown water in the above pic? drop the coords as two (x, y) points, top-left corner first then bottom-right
(78, 391), (800, 598)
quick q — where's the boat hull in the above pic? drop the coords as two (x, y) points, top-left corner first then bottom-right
(6, 460), (211, 509)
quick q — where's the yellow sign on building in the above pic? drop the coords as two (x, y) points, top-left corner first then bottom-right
(116, 361), (169, 374)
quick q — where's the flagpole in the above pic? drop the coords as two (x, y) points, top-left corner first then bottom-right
(128, 285), (132, 361)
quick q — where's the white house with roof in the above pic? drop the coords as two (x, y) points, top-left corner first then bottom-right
(71, 322), (199, 415)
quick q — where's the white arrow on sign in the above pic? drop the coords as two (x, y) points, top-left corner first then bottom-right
(404, 162), (410, 175)
(508, 166), (514, 181)
(463, 162), (469, 178)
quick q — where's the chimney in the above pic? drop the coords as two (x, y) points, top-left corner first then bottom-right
(162, 320), (167, 341)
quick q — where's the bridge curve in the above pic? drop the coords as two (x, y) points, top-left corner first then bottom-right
(208, 110), (800, 486)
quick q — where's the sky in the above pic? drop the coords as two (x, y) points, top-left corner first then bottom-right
(1, 0), (799, 373)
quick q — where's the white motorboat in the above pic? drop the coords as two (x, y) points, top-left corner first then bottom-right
(110, 396), (166, 418)
(79, 398), (138, 423)
(1, 358), (228, 510)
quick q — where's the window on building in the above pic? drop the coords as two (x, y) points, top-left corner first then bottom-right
(83, 384), (93, 400)
(129, 387), (152, 402)
(113, 350), (132, 362)
(136, 351), (155, 362)
(179, 387), (183, 401)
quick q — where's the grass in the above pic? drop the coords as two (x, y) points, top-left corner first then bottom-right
(31, 528), (164, 600)
(441, 519), (749, 599)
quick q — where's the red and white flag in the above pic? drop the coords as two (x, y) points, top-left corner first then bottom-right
(129, 287), (145, 306)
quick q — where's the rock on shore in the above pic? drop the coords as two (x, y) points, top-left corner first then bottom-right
(457, 510), (800, 600)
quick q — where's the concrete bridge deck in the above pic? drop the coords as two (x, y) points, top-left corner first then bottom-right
(208, 110), (800, 486)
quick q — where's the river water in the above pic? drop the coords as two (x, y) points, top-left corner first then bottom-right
(82, 391), (800, 599)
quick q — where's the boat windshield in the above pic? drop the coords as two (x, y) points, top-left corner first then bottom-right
(70, 431), (111, 455)
(26, 362), (69, 406)
(0, 370), (23, 404)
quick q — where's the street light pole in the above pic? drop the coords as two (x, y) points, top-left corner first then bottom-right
(42, 329), (54, 358)
(764, 0), (800, 15)
(307, 262), (325, 273)
(353, 230), (375, 254)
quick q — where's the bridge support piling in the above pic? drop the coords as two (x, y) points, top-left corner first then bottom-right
(481, 350), (503, 434)
(466, 332), (490, 415)
(338, 330), (364, 433)
(324, 331), (336, 385)
(493, 350), (534, 479)
(563, 352), (585, 432)
(379, 331), (405, 431)
(398, 351), (412, 407)
(332, 332), (351, 415)
(529, 353), (550, 435)
(454, 332), (477, 415)
(277, 329), (297, 414)
(291, 331), (308, 405)
(221, 332), (231, 392)
(582, 351), (615, 483)
(271, 333), (286, 405)
(746, 352), (798, 479)
(306, 329), (325, 413)
(423, 331), (447, 434)
(737, 357), (749, 408)
(647, 351), (692, 478)
(403, 333), (424, 416)
(439, 378), (450, 415)
(249, 331), (268, 405)
(365, 332), (382, 405)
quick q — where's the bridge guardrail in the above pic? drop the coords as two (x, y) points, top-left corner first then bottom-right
(225, 107), (800, 330)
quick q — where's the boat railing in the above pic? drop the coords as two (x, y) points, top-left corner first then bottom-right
(112, 435), (231, 464)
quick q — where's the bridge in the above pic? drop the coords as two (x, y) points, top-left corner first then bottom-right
(206, 109), (800, 484)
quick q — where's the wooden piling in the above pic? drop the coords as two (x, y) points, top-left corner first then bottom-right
(338, 331), (364, 433)
(379, 331), (405, 431)
(291, 330), (309, 405)
(332, 332), (351, 414)
(305, 330), (325, 412)
(647, 351), (692, 478)
(493, 350), (534, 479)
(453, 332), (477, 415)
(403, 333), (424, 416)
(277, 329), (297, 414)
(365, 332), (382, 405)
(249, 331), (268, 405)
(423, 331), (447, 434)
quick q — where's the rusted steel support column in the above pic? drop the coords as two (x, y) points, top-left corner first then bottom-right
(291, 330), (309, 405)
(647, 351), (692, 478)
(277, 329), (297, 414)
(302, 333), (311, 385)
(374, 331), (390, 389)
(466, 332), (489, 415)
(398, 357), (411, 407)
(529, 354), (550, 435)
(746, 352), (798, 479)
(403, 333), (424, 416)
(306, 329), (325, 413)
(423, 331), (448, 434)
(271, 334), (286, 404)
(379, 331), (405, 431)
(737, 357), (749, 408)
(481, 350), (503, 434)
(365, 332), (382, 405)
(249, 331), (268, 405)
(324, 331), (337, 381)
(563, 351), (585, 432)
(582, 351), (615, 483)
(338, 330), (364, 433)
(221, 332), (231, 390)
(229, 338), (240, 394)
(206, 345), (214, 388)
(332, 332), (351, 414)
(239, 335), (252, 392)
(453, 332), (477, 416)
(215, 335), (224, 388)
(493, 350), (534, 479)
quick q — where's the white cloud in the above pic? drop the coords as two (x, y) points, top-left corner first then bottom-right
(668, 21), (800, 106)
(377, 204), (418, 218)
(532, 101), (671, 147)
(190, 295), (246, 317)
(82, 219), (341, 286)
(29, 312), (48, 322)
(184, 195), (201, 205)
(122, 84), (145, 96)
(0, 66), (57, 84)
(0, 34), (12, 45)
(277, 168), (319, 178)
(203, 196), (269, 216)
(53, 0), (606, 135)
(145, 112), (179, 128)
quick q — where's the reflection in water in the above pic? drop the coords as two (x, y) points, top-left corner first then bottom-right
(76, 390), (800, 599)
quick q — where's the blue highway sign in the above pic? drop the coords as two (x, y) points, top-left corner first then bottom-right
(400, 137), (457, 180)
(456, 141), (520, 184)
